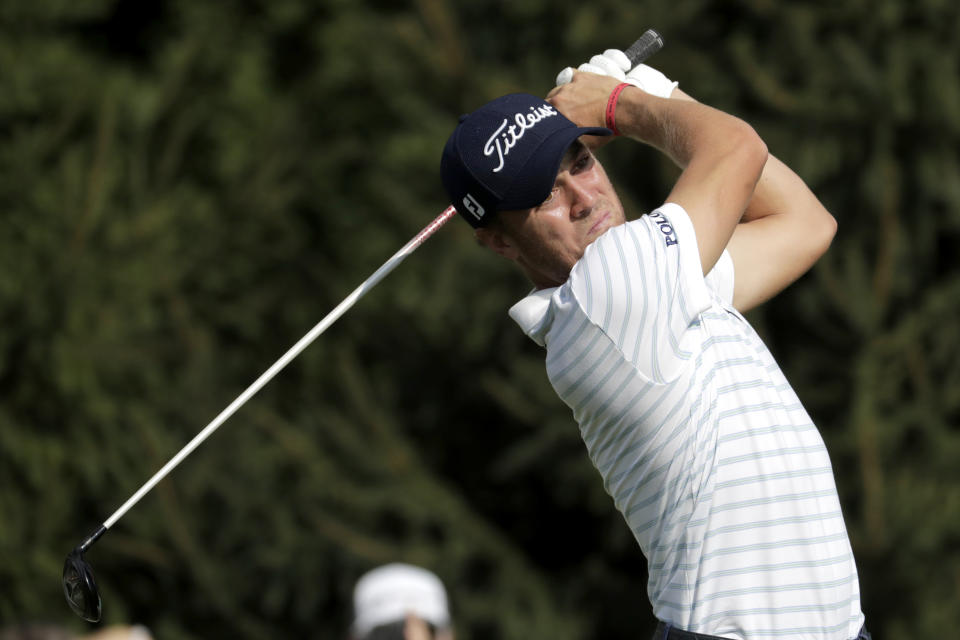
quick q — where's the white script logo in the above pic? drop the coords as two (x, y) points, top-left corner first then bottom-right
(484, 105), (559, 173)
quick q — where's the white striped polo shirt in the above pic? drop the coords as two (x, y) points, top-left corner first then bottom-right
(509, 203), (864, 640)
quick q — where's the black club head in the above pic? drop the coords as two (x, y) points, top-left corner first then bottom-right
(63, 546), (102, 622)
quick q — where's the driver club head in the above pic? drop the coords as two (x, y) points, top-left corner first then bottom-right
(63, 545), (102, 622)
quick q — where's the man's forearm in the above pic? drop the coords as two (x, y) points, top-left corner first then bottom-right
(726, 155), (837, 311)
(613, 87), (759, 171)
(665, 87), (836, 310)
(612, 84), (768, 275)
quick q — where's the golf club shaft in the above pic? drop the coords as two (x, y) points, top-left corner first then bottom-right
(102, 205), (458, 530)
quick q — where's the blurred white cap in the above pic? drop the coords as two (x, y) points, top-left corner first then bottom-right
(80, 625), (153, 640)
(352, 563), (450, 637)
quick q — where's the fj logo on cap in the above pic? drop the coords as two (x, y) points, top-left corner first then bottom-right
(483, 104), (559, 173)
(462, 193), (485, 220)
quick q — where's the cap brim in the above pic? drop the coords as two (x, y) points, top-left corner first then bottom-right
(498, 126), (612, 211)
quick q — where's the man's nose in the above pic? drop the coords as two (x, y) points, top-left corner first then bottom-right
(568, 179), (596, 219)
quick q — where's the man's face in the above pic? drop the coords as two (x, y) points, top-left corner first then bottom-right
(477, 140), (626, 289)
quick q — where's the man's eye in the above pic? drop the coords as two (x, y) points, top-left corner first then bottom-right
(574, 153), (592, 171)
(540, 187), (559, 206)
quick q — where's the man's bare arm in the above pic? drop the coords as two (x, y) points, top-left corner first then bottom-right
(667, 88), (837, 311)
(548, 73), (768, 276)
(725, 154), (837, 311)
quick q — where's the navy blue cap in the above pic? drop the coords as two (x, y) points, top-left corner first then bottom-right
(441, 93), (612, 228)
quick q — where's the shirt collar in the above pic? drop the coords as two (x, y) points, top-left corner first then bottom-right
(508, 287), (558, 347)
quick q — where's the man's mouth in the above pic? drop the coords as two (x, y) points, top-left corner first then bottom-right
(588, 211), (611, 236)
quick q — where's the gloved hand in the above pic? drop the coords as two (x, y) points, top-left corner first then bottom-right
(556, 49), (678, 98)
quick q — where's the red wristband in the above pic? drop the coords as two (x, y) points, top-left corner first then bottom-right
(605, 82), (631, 136)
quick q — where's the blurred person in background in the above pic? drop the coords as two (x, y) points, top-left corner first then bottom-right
(350, 563), (454, 640)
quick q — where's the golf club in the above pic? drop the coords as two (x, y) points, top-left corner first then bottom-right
(63, 29), (665, 623)
(62, 204), (456, 622)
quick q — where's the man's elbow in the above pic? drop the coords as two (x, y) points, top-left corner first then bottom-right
(813, 209), (837, 258)
(730, 122), (769, 195)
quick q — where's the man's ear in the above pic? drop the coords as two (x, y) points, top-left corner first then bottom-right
(475, 226), (519, 260)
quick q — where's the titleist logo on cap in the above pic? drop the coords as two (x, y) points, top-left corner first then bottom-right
(483, 104), (559, 173)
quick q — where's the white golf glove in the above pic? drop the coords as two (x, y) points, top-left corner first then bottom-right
(556, 48), (678, 98)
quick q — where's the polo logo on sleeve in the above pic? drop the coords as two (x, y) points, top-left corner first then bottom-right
(483, 104), (559, 173)
(649, 210), (678, 246)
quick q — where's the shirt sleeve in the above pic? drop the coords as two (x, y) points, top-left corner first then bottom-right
(704, 249), (735, 307)
(564, 203), (714, 383)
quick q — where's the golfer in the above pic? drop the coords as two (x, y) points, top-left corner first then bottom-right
(440, 51), (869, 640)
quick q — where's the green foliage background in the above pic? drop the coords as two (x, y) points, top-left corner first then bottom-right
(2, 0), (959, 638)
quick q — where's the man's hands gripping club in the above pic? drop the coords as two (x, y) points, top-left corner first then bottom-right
(549, 49), (679, 148)
(555, 49), (678, 98)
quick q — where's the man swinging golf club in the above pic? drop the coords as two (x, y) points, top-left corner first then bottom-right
(60, 32), (870, 638)
(440, 47), (870, 640)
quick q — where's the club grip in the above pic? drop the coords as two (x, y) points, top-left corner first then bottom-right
(624, 29), (664, 66)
